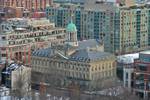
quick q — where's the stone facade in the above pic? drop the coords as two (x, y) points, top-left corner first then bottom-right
(31, 49), (116, 90)
(31, 21), (116, 90)
(0, 18), (66, 64)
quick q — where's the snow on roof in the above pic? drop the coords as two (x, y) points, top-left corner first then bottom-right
(117, 53), (139, 64)
(7, 18), (26, 21)
(146, 2), (150, 5)
(140, 50), (150, 55)
(85, 86), (124, 96)
(15, 27), (26, 30)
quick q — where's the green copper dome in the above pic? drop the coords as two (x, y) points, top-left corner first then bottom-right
(66, 22), (77, 32)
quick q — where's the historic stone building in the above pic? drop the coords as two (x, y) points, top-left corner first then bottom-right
(31, 21), (116, 90)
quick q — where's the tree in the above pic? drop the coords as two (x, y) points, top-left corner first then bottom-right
(67, 82), (81, 100)
(96, 87), (142, 100)
(10, 66), (31, 100)
(117, 87), (142, 100)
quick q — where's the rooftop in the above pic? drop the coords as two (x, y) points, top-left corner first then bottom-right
(77, 39), (102, 50)
(0, 18), (57, 34)
(32, 39), (112, 62)
(140, 50), (150, 55)
(32, 39), (103, 58)
(84, 0), (117, 11)
(117, 53), (139, 64)
(70, 49), (113, 62)
(32, 48), (54, 58)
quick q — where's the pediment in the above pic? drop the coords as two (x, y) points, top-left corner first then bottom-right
(51, 52), (69, 60)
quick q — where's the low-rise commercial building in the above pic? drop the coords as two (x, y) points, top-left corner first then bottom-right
(133, 51), (150, 99)
(119, 51), (150, 99)
(117, 53), (139, 89)
(117, 53), (139, 81)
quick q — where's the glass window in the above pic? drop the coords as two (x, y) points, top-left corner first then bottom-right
(126, 72), (128, 79)
(138, 65), (147, 71)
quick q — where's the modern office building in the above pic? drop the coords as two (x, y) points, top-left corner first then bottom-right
(0, 18), (66, 65)
(133, 51), (150, 99)
(31, 21), (116, 90)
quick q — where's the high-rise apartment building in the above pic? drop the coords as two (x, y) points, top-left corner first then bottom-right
(46, 2), (150, 54)
(46, 1), (119, 53)
(118, 5), (150, 54)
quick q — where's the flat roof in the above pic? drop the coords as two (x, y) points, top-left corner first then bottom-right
(117, 53), (139, 64)
(140, 50), (150, 55)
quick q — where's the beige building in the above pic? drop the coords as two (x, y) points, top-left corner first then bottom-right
(0, 18), (66, 65)
(31, 21), (116, 90)
(31, 46), (116, 90)
(118, 5), (150, 54)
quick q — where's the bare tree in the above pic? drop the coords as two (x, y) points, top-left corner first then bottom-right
(117, 87), (142, 100)
(10, 66), (31, 100)
(67, 83), (81, 100)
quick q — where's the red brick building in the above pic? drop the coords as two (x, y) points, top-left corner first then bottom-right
(0, 0), (53, 11)
(133, 51), (150, 99)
